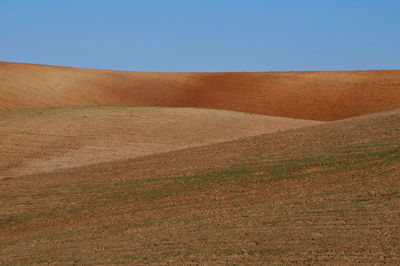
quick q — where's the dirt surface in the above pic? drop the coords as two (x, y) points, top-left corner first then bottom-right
(0, 106), (321, 178)
(1, 109), (399, 264)
(1, 61), (399, 264)
(1, 62), (400, 120)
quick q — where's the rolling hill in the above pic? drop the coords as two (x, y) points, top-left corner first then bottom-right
(0, 106), (321, 178)
(1, 108), (399, 264)
(0, 62), (399, 264)
(1, 62), (400, 120)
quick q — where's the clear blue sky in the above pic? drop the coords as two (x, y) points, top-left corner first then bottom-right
(1, 0), (399, 72)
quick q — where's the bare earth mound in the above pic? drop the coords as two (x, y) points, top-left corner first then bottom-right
(1, 109), (399, 264)
(1, 62), (400, 120)
(0, 106), (321, 178)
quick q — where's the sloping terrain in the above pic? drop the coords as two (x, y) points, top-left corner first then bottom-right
(1, 109), (399, 264)
(1, 62), (399, 264)
(1, 62), (400, 120)
(0, 106), (321, 178)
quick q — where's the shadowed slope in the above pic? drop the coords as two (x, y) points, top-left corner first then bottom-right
(0, 106), (321, 178)
(1, 62), (400, 120)
(1, 109), (399, 264)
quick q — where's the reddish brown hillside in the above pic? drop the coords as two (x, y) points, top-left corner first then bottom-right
(1, 62), (400, 120)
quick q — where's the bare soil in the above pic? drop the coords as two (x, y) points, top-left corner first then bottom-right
(1, 62), (399, 264)
(1, 62), (400, 120)
(0, 106), (321, 178)
(1, 108), (399, 264)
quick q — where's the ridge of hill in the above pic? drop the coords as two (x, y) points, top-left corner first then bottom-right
(1, 62), (400, 120)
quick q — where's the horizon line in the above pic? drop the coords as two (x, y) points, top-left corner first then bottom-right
(2, 60), (400, 74)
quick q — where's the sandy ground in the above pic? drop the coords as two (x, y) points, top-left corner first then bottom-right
(0, 106), (321, 178)
(1, 62), (400, 120)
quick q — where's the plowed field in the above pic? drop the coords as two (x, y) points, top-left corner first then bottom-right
(1, 109), (399, 264)
(0, 62), (399, 264)
(1, 62), (400, 120)
(0, 106), (321, 178)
